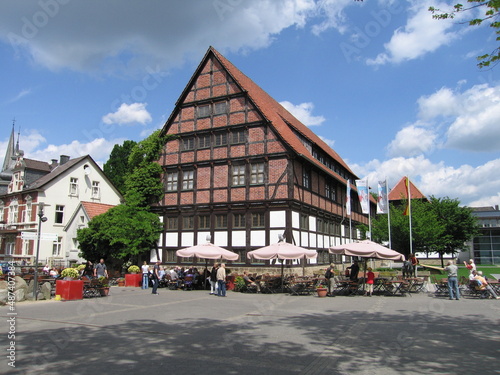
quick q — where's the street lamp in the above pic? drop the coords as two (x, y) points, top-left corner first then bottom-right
(33, 202), (47, 300)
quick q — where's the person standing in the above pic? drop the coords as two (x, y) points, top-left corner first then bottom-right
(464, 259), (476, 275)
(141, 261), (150, 290)
(94, 259), (108, 279)
(325, 264), (335, 296)
(151, 260), (160, 295)
(444, 260), (460, 300)
(209, 263), (219, 295)
(365, 267), (375, 297)
(347, 260), (359, 282)
(216, 263), (227, 297)
(409, 254), (419, 277)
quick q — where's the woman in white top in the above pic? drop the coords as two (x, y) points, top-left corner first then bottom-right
(141, 261), (150, 290)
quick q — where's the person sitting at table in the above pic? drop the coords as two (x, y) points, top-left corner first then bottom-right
(43, 264), (50, 275)
(243, 271), (260, 292)
(473, 271), (500, 299)
(346, 260), (359, 282)
(365, 267), (375, 297)
(49, 267), (59, 278)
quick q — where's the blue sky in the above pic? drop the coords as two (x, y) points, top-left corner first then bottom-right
(0, 0), (499, 207)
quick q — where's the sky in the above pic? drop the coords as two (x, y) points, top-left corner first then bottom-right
(0, 0), (499, 208)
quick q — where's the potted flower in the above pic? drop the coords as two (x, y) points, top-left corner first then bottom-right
(316, 284), (328, 298)
(98, 276), (110, 296)
(128, 265), (140, 274)
(117, 277), (125, 287)
(61, 267), (80, 280)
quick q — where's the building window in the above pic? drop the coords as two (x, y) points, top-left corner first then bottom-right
(233, 213), (246, 228)
(8, 202), (18, 224)
(198, 134), (211, 149)
(214, 101), (228, 115)
(52, 237), (62, 256)
(69, 177), (78, 196)
(24, 201), (32, 223)
(166, 172), (178, 191)
(214, 132), (227, 147)
(22, 240), (30, 255)
(252, 213), (265, 228)
(251, 163), (265, 184)
(182, 137), (195, 151)
(300, 214), (309, 230)
(197, 104), (211, 118)
(5, 242), (14, 255)
(166, 217), (178, 230)
(183, 216), (194, 230)
(303, 169), (311, 189)
(317, 218), (324, 233)
(182, 170), (194, 190)
(232, 165), (245, 186)
(92, 181), (100, 199)
(215, 215), (227, 229)
(231, 129), (246, 144)
(325, 181), (336, 201)
(55, 205), (64, 224)
(199, 215), (210, 230)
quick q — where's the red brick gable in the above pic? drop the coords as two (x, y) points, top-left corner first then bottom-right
(388, 177), (427, 201)
(161, 47), (357, 186)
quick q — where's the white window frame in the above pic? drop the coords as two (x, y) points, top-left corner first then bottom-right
(166, 172), (178, 192)
(251, 163), (265, 184)
(182, 170), (194, 190)
(52, 237), (62, 256)
(55, 205), (64, 224)
(92, 181), (100, 199)
(69, 177), (79, 196)
(232, 165), (245, 186)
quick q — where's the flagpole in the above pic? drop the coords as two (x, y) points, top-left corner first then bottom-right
(367, 178), (372, 241)
(407, 176), (413, 256)
(386, 178), (392, 249)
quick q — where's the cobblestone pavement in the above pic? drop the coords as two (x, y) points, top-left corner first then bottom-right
(2, 287), (499, 375)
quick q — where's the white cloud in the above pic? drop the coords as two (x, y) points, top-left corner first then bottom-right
(6, 88), (32, 104)
(417, 83), (500, 152)
(280, 101), (325, 126)
(102, 103), (152, 126)
(0, 0), (316, 76)
(387, 125), (438, 157)
(367, 1), (461, 66)
(351, 155), (500, 207)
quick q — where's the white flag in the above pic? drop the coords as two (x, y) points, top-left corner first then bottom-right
(346, 180), (351, 216)
(377, 180), (389, 214)
(355, 179), (369, 214)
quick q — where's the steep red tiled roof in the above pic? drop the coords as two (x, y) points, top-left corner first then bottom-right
(388, 177), (426, 201)
(209, 47), (356, 184)
(81, 201), (115, 219)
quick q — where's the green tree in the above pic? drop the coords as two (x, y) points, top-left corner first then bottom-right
(369, 196), (479, 266)
(103, 140), (137, 194)
(78, 130), (169, 264)
(429, 1), (500, 68)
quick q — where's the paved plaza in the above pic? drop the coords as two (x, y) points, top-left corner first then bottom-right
(1, 287), (499, 375)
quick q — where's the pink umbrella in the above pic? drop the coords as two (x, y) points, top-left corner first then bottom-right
(247, 241), (318, 261)
(247, 241), (318, 285)
(176, 242), (239, 261)
(329, 240), (405, 261)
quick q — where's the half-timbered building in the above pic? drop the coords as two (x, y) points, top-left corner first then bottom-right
(155, 47), (371, 267)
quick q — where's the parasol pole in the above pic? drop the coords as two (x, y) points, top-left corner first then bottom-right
(386, 177), (392, 249)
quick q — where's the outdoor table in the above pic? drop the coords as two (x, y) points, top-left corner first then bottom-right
(406, 277), (425, 293)
(488, 281), (500, 294)
(383, 280), (411, 296)
(288, 277), (316, 295)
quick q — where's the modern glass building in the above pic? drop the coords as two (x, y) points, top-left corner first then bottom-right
(471, 206), (500, 265)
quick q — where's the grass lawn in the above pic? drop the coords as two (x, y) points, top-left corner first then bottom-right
(423, 265), (500, 280)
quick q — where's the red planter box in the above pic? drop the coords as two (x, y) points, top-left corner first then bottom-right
(125, 273), (142, 287)
(56, 280), (83, 300)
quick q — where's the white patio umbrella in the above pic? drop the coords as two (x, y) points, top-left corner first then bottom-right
(247, 240), (318, 285)
(329, 240), (405, 292)
(176, 242), (239, 261)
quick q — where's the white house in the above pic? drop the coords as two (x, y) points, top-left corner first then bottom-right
(0, 145), (122, 266)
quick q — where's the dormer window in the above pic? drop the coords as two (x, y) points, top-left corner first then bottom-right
(69, 177), (78, 196)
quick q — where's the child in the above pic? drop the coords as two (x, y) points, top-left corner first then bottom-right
(365, 267), (375, 296)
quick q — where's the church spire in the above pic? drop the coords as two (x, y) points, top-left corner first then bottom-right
(2, 120), (17, 172)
